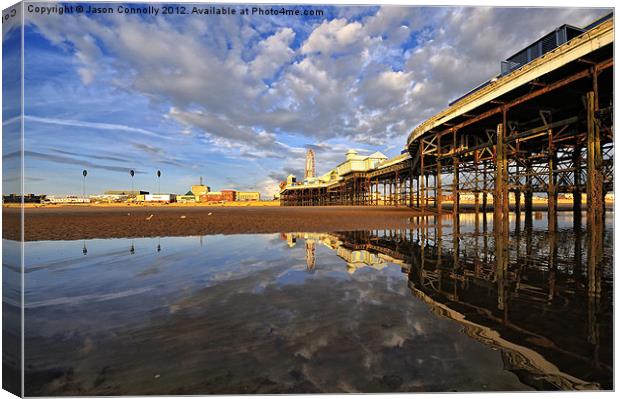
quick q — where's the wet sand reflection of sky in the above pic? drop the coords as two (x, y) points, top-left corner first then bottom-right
(11, 211), (614, 394)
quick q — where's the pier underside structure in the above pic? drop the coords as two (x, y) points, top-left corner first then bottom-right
(280, 17), (614, 225)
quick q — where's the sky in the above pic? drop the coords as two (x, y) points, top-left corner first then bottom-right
(1, 2), (611, 197)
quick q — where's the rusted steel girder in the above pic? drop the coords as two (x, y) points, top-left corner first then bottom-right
(586, 91), (604, 223)
(548, 129), (558, 232)
(494, 117), (509, 229)
(437, 134), (442, 215)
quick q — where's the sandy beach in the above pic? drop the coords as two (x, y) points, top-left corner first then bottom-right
(4, 205), (425, 241)
(3, 200), (610, 241)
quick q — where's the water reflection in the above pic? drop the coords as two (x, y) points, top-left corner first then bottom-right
(15, 211), (612, 394)
(283, 211), (613, 390)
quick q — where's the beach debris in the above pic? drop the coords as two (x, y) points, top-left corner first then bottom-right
(146, 214), (154, 221)
(180, 215), (186, 219)
(208, 212), (213, 216)
(154, 374), (160, 379)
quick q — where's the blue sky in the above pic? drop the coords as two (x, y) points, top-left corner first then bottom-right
(2, 4), (22, 196)
(2, 3), (610, 197)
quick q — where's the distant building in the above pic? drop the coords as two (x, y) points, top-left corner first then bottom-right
(191, 177), (210, 196)
(336, 150), (388, 176)
(221, 190), (236, 201)
(97, 190), (149, 202)
(305, 149), (315, 179)
(191, 185), (210, 196)
(44, 196), (90, 204)
(177, 191), (198, 203)
(282, 149), (389, 193)
(143, 194), (176, 203)
(201, 190), (236, 202)
(236, 191), (260, 201)
(2, 193), (46, 203)
(104, 190), (148, 196)
(459, 192), (477, 202)
(200, 193), (217, 202)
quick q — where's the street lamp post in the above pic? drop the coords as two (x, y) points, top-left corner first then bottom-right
(130, 169), (135, 197)
(82, 169), (88, 198)
(157, 170), (161, 194)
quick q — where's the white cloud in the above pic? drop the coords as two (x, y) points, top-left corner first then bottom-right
(168, 107), (299, 160)
(24, 115), (172, 139)
(24, 5), (611, 198)
(302, 18), (367, 55)
(250, 28), (296, 80)
(77, 67), (95, 85)
(359, 70), (412, 109)
(2, 116), (20, 127)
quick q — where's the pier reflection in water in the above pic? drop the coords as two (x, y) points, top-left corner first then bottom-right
(18, 212), (611, 394)
(286, 211), (612, 390)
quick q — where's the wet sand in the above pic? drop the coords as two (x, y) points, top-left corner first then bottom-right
(4, 206), (423, 241)
(4, 202), (607, 241)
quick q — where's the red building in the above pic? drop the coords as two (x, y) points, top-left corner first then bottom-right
(199, 190), (236, 202)
(221, 190), (236, 201)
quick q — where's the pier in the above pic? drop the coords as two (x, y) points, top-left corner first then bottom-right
(279, 20), (614, 383)
(280, 15), (614, 230)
